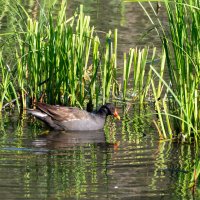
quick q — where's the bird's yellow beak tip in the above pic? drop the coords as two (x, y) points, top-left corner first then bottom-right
(114, 110), (120, 120)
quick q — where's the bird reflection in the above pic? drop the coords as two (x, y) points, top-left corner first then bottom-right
(32, 130), (107, 150)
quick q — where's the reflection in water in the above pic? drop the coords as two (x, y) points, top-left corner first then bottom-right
(0, 107), (198, 199)
(32, 130), (106, 149)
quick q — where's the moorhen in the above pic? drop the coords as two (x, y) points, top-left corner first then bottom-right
(27, 102), (120, 131)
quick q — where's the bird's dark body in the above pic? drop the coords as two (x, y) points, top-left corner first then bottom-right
(27, 103), (119, 131)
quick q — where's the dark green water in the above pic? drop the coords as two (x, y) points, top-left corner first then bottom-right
(0, 0), (199, 199)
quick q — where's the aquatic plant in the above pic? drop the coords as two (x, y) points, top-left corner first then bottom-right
(2, 2), (119, 109)
(162, 0), (200, 142)
(0, 51), (19, 112)
(1, 1), (168, 112)
(101, 30), (118, 104)
(1, 0), (200, 146)
(189, 159), (200, 189)
(123, 0), (200, 142)
(136, 0), (200, 142)
(123, 47), (156, 103)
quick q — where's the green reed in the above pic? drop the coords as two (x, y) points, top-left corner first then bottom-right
(189, 158), (200, 189)
(2, 0), (199, 145)
(11, 2), (118, 108)
(0, 51), (19, 112)
(101, 30), (118, 104)
(122, 47), (156, 103)
(150, 52), (199, 141)
(163, 0), (200, 142)
(138, 0), (200, 142)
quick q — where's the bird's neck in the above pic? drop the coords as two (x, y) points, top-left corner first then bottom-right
(96, 107), (108, 117)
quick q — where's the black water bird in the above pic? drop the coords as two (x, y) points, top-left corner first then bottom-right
(27, 102), (120, 131)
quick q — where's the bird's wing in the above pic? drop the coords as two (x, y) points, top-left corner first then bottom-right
(36, 103), (90, 122)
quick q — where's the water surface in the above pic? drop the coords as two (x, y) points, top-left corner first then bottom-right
(0, 106), (197, 199)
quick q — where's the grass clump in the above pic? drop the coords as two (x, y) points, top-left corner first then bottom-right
(137, 0), (200, 142)
(162, 0), (200, 141)
(123, 47), (156, 103)
(0, 51), (19, 112)
(0, 2), (119, 109)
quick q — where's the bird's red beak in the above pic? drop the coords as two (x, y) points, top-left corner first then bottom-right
(114, 109), (120, 120)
